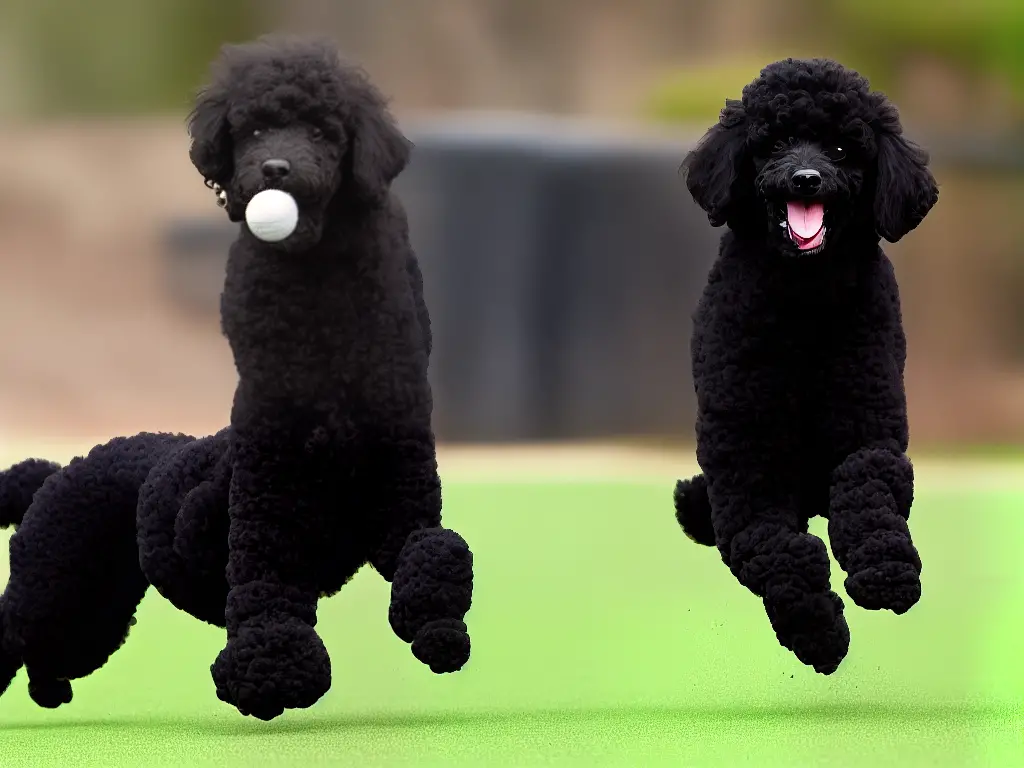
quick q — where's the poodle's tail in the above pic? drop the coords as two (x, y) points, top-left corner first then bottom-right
(674, 473), (716, 546)
(0, 458), (62, 529)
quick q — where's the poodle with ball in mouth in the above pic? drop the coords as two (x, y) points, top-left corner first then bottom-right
(0, 35), (473, 722)
(162, 34), (476, 719)
(673, 58), (938, 674)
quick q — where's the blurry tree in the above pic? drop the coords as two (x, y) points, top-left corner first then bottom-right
(830, 0), (1024, 98)
(4, 0), (1022, 127)
(1, 0), (266, 116)
(645, 56), (786, 126)
(646, 0), (1024, 130)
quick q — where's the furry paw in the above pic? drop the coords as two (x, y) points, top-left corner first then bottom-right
(845, 558), (922, 614)
(28, 677), (73, 709)
(211, 619), (331, 720)
(764, 589), (851, 675)
(388, 528), (473, 673)
(411, 618), (471, 673)
(828, 448), (922, 615)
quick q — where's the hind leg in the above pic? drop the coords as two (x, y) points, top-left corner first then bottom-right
(707, 470), (849, 674)
(698, 388), (849, 675)
(2, 434), (187, 707)
(138, 429), (231, 626)
(26, 674), (73, 708)
(5, 523), (150, 708)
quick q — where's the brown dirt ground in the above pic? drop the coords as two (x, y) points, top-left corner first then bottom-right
(0, 119), (237, 441)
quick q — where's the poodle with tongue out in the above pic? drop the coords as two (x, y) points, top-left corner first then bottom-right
(672, 58), (938, 674)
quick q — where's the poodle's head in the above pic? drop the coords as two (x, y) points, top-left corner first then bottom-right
(681, 58), (938, 256)
(187, 34), (411, 252)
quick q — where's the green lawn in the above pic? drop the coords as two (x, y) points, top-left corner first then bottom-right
(1, 480), (1021, 767)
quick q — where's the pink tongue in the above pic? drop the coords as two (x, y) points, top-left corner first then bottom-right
(787, 201), (825, 239)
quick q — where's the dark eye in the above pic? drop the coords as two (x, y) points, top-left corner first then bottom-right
(310, 127), (324, 140)
(823, 145), (846, 162)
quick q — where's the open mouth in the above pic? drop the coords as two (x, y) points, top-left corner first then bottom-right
(782, 200), (826, 253)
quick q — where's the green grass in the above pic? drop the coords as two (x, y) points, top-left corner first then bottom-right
(1, 480), (1022, 766)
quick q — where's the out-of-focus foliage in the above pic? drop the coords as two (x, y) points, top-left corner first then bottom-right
(3, 0), (1022, 122)
(647, 0), (1024, 126)
(2, 0), (265, 115)
(832, 0), (1024, 97)
(645, 58), (779, 126)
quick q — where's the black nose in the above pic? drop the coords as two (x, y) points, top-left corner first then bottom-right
(261, 158), (291, 179)
(791, 169), (821, 195)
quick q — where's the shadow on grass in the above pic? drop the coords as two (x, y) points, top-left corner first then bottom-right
(3, 701), (1019, 736)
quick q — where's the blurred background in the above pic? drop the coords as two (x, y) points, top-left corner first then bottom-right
(1, 0), (1023, 450)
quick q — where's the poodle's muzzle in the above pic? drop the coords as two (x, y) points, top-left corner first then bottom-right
(229, 126), (343, 251)
(235, 127), (340, 207)
(756, 140), (854, 257)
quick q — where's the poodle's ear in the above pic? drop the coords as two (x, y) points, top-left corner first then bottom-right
(187, 86), (233, 189)
(680, 100), (750, 227)
(874, 132), (939, 243)
(348, 96), (413, 206)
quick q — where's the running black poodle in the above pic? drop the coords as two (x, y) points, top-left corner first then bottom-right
(0, 35), (473, 721)
(673, 58), (937, 674)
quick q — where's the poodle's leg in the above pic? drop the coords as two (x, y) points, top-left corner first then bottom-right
(138, 430), (231, 626)
(708, 470), (850, 675)
(366, 431), (443, 581)
(25, 672), (73, 709)
(695, 330), (849, 674)
(1, 595), (73, 709)
(0, 598), (21, 696)
(365, 431), (473, 674)
(0, 458), (61, 697)
(1, 434), (187, 708)
(388, 528), (473, 673)
(827, 447), (920, 613)
(819, 256), (921, 614)
(211, 425), (345, 721)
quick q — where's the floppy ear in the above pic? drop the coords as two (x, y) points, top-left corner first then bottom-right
(680, 100), (750, 227)
(348, 97), (413, 206)
(187, 86), (243, 221)
(187, 87), (233, 187)
(874, 132), (938, 243)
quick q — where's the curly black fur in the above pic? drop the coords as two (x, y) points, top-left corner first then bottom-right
(0, 434), (192, 706)
(0, 35), (472, 721)
(674, 58), (936, 674)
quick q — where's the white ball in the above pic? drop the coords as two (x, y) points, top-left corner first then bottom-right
(245, 189), (299, 243)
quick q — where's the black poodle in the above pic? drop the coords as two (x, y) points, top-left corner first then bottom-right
(673, 58), (938, 674)
(0, 35), (473, 721)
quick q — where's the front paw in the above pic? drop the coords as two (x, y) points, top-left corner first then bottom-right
(845, 557), (922, 614)
(411, 618), (471, 673)
(389, 528), (473, 673)
(211, 619), (331, 720)
(764, 589), (851, 675)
